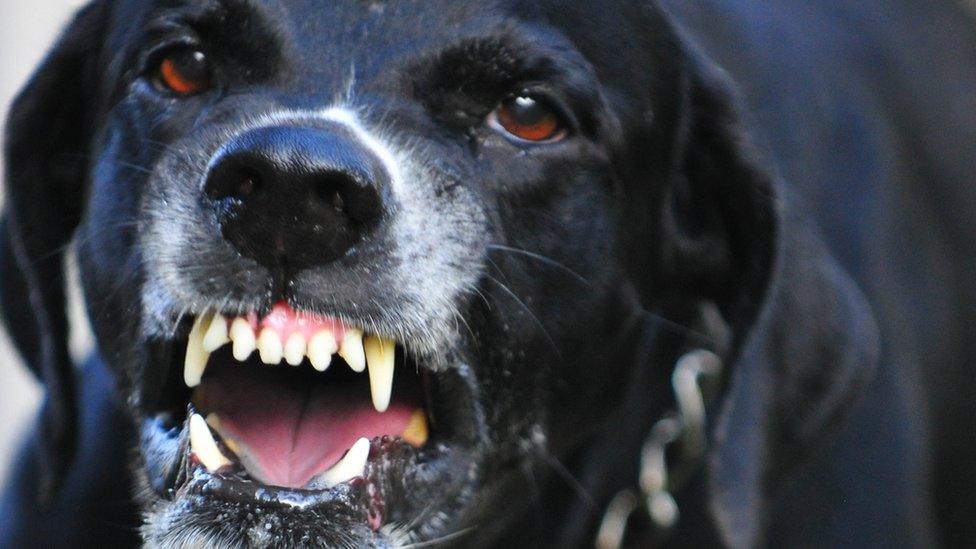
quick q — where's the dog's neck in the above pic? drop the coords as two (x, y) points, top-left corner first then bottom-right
(593, 301), (729, 548)
(595, 347), (725, 548)
(490, 300), (732, 548)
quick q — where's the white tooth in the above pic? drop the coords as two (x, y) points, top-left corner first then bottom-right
(203, 313), (230, 352)
(184, 314), (213, 388)
(402, 408), (430, 448)
(364, 335), (396, 413)
(230, 318), (256, 362)
(339, 329), (366, 372)
(308, 330), (338, 372)
(206, 414), (241, 455)
(189, 413), (232, 472)
(318, 437), (370, 487)
(284, 333), (307, 366)
(258, 328), (283, 365)
(205, 414), (222, 431)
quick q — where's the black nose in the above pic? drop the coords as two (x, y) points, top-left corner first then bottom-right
(204, 126), (387, 271)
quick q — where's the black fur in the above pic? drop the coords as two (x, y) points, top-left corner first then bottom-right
(1, 0), (973, 547)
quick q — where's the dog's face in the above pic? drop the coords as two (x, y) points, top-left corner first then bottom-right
(77, 1), (669, 544)
(6, 0), (781, 546)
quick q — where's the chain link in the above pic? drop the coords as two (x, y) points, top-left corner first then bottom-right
(595, 349), (723, 549)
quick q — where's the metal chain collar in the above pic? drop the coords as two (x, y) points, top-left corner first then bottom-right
(595, 349), (724, 549)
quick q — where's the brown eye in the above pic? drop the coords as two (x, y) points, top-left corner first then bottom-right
(154, 49), (212, 96)
(492, 94), (567, 143)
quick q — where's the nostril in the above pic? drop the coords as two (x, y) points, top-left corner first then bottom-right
(315, 175), (347, 213)
(235, 172), (259, 198)
(326, 189), (345, 213)
(313, 171), (375, 223)
(206, 163), (263, 201)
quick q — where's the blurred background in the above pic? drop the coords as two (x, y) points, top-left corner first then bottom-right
(0, 0), (88, 490)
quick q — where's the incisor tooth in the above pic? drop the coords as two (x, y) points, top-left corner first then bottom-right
(230, 318), (256, 361)
(308, 330), (338, 372)
(189, 413), (232, 472)
(184, 314), (213, 388)
(258, 328), (283, 365)
(364, 335), (396, 412)
(202, 314), (230, 352)
(318, 437), (370, 487)
(284, 333), (307, 366)
(339, 329), (366, 372)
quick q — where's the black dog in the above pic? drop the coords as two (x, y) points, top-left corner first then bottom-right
(2, 0), (975, 546)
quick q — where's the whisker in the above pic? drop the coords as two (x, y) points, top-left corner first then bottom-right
(89, 254), (145, 324)
(536, 450), (597, 510)
(482, 271), (561, 358)
(396, 526), (478, 549)
(521, 458), (544, 525)
(138, 138), (185, 157)
(58, 152), (155, 176)
(487, 244), (592, 287)
(24, 221), (142, 266)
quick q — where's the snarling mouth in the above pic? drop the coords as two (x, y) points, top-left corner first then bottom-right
(140, 301), (481, 537)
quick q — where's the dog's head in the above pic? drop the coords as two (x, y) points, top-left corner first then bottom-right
(2, 0), (878, 546)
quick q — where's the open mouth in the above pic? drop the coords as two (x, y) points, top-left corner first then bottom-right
(140, 301), (481, 535)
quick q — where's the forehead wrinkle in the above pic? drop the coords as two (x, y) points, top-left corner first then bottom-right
(145, 0), (277, 30)
(155, 0), (256, 11)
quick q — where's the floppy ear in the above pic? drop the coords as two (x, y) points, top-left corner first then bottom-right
(1, 1), (107, 502)
(606, 11), (881, 541)
(656, 35), (880, 548)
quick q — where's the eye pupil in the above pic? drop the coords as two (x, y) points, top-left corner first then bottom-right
(494, 94), (565, 143)
(156, 49), (211, 96)
(511, 96), (545, 124)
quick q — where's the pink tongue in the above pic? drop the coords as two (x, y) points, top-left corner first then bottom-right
(204, 366), (414, 489)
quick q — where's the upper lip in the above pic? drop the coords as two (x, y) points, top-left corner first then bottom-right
(137, 299), (486, 537)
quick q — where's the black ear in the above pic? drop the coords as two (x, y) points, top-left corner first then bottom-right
(657, 50), (778, 334)
(656, 34), (880, 549)
(1, 1), (107, 502)
(613, 19), (880, 545)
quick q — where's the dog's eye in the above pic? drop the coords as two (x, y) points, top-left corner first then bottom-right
(153, 49), (212, 96)
(491, 94), (567, 143)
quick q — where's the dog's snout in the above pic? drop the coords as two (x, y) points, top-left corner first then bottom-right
(204, 126), (387, 271)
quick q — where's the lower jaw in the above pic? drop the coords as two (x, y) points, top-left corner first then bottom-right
(140, 424), (478, 546)
(138, 352), (484, 542)
(171, 432), (466, 530)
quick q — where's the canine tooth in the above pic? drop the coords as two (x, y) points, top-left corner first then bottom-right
(258, 328), (284, 364)
(222, 436), (241, 456)
(318, 437), (370, 487)
(402, 409), (429, 447)
(230, 317), (256, 361)
(206, 414), (241, 455)
(339, 329), (366, 372)
(284, 333), (307, 366)
(184, 314), (213, 388)
(308, 330), (338, 372)
(189, 413), (232, 472)
(203, 314), (230, 352)
(364, 336), (396, 412)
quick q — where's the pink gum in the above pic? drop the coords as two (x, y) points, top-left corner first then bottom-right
(233, 302), (349, 341)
